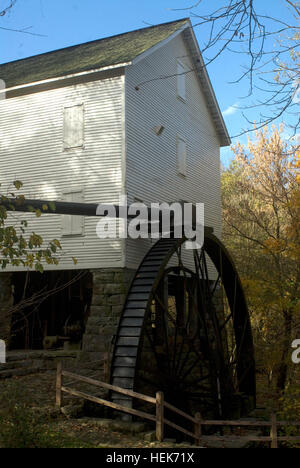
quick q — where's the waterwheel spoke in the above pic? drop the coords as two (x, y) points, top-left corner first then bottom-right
(174, 248), (204, 362)
(179, 358), (208, 384)
(179, 374), (211, 388)
(210, 273), (221, 298)
(144, 326), (166, 375)
(219, 311), (233, 332)
(175, 277), (205, 379)
(170, 295), (180, 373)
(153, 293), (172, 375)
(111, 235), (255, 418)
(169, 248), (186, 375)
(170, 247), (193, 376)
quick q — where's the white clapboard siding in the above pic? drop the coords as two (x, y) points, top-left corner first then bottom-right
(63, 104), (85, 150)
(0, 76), (125, 271)
(177, 59), (186, 101)
(125, 32), (222, 273)
(61, 189), (85, 236)
(0, 31), (224, 276)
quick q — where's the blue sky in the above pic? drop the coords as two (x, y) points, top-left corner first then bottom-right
(0, 0), (298, 165)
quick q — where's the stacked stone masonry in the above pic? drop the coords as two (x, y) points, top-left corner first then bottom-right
(81, 268), (135, 375)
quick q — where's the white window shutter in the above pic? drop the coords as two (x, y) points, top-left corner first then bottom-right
(177, 137), (187, 177)
(62, 190), (84, 236)
(177, 60), (186, 101)
(62, 212), (72, 236)
(63, 104), (84, 149)
(71, 190), (84, 235)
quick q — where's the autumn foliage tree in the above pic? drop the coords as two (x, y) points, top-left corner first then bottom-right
(0, 180), (64, 345)
(222, 126), (300, 393)
(0, 182), (62, 272)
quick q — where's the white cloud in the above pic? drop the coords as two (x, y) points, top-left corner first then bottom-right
(291, 133), (300, 144)
(222, 101), (240, 117)
(281, 132), (300, 144)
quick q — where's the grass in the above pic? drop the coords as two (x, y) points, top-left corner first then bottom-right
(0, 381), (93, 448)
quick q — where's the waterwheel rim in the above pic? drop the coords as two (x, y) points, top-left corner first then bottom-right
(110, 232), (256, 418)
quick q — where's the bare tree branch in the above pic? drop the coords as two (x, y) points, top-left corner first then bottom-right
(0, 1), (46, 37)
(171, 1), (300, 137)
(0, 0), (16, 17)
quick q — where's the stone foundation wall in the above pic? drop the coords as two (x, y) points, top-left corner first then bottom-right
(80, 268), (135, 378)
(0, 273), (13, 343)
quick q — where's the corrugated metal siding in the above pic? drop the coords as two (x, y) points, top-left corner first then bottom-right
(125, 33), (222, 270)
(0, 76), (125, 271)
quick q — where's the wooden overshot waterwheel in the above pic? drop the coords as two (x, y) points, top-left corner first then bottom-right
(110, 230), (256, 419)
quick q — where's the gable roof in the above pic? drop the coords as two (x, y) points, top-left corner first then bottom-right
(0, 18), (230, 146)
(0, 19), (189, 89)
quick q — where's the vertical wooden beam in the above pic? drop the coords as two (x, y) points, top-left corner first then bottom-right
(56, 361), (63, 408)
(194, 412), (202, 446)
(156, 391), (164, 442)
(270, 413), (278, 448)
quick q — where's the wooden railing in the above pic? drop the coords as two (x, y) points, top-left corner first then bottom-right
(56, 362), (157, 423)
(56, 363), (300, 448)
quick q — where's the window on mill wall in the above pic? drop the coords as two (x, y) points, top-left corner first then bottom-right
(63, 104), (84, 150)
(177, 60), (186, 101)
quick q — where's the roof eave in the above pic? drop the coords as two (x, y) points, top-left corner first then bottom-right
(182, 23), (231, 147)
(131, 20), (190, 66)
(0, 62), (129, 96)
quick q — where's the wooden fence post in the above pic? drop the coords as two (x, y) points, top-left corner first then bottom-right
(194, 412), (202, 446)
(270, 413), (278, 449)
(56, 362), (63, 408)
(156, 391), (164, 442)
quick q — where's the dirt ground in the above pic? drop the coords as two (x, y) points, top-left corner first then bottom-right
(0, 371), (200, 448)
(2, 370), (297, 448)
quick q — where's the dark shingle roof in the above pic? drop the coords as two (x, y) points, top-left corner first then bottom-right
(0, 19), (189, 88)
